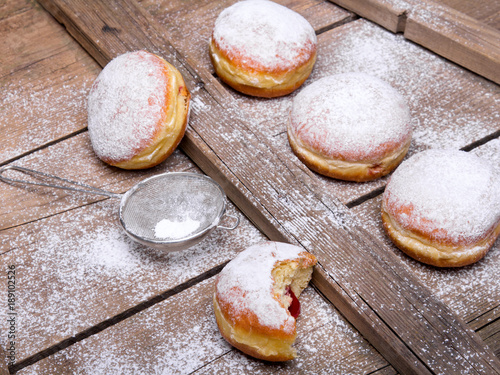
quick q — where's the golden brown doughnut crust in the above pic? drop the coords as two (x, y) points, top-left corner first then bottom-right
(88, 51), (190, 170)
(209, 38), (317, 98)
(381, 205), (500, 267)
(213, 242), (317, 361)
(213, 295), (297, 361)
(110, 57), (190, 170)
(288, 126), (412, 182)
(380, 149), (500, 267)
(209, 1), (317, 98)
(287, 73), (412, 182)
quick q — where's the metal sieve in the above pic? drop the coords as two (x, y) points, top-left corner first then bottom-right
(0, 166), (239, 251)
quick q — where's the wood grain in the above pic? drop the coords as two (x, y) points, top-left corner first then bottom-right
(349, 139), (500, 358)
(0, 172), (266, 366)
(34, 0), (500, 373)
(0, 0), (100, 164)
(0, 346), (9, 375)
(15, 279), (393, 374)
(232, 20), (500, 205)
(325, 0), (408, 32)
(433, 0), (500, 30)
(138, 0), (354, 73)
(0, 133), (194, 230)
(327, 0), (500, 84)
(404, 1), (500, 85)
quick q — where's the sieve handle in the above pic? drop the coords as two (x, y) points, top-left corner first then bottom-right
(0, 165), (122, 199)
(217, 213), (240, 231)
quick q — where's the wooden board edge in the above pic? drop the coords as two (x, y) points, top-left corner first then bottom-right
(327, 0), (500, 85)
(405, 1), (500, 85)
(326, 0), (407, 32)
(34, 0), (500, 373)
(312, 266), (431, 375)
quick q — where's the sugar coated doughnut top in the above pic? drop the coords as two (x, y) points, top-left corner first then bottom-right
(87, 50), (171, 163)
(384, 149), (500, 245)
(211, 0), (317, 72)
(289, 73), (412, 161)
(216, 242), (305, 333)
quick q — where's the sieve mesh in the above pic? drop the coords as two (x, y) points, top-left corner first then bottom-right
(120, 173), (226, 242)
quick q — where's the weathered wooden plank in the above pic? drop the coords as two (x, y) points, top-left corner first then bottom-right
(404, 1), (500, 85)
(15, 278), (393, 374)
(0, 133), (194, 230)
(469, 305), (500, 332)
(0, 347), (9, 375)
(327, 0), (500, 84)
(478, 320), (500, 359)
(0, 0), (101, 164)
(352, 194), (500, 326)
(0, 166), (265, 368)
(325, 0), (408, 32)
(34, 0), (500, 373)
(233, 20), (500, 205)
(432, 0), (500, 30)
(349, 138), (500, 351)
(139, 0), (354, 73)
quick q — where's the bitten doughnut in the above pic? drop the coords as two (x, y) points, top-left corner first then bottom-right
(382, 149), (500, 267)
(213, 241), (317, 361)
(209, 0), (317, 98)
(87, 50), (190, 169)
(288, 73), (412, 182)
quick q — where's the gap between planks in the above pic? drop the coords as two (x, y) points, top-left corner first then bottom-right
(7, 262), (228, 374)
(327, 0), (500, 85)
(23, 0), (500, 374)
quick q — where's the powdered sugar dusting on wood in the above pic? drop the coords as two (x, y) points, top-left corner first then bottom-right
(351, 140), (500, 320)
(18, 280), (379, 374)
(0, 198), (266, 363)
(312, 21), (500, 153)
(1, 77), (93, 163)
(233, 20), (499, 206)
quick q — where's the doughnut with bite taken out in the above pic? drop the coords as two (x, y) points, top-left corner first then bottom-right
(213, 241), (317, 361)
(87, 50), (190, 169)
(382, 149), (500, 267)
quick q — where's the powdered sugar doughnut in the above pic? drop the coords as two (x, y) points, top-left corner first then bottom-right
(382, 149), (500, 267)
(213, 241), (317, 361)
(209, 0), (317, 98)
(87, 50), (190, 169)
(288, 73), (412, 181)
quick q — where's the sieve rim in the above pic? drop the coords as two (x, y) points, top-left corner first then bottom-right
(118, 172), (228, 249)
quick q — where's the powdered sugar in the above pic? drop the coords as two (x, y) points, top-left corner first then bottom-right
(211, 0), (317, 71)
(289, 73), (412, 161)
(383, 149), (500, 244)
(87, 51), (169, 163)
(216, 241), (304, 331)
(1, 77), (94, 164)
(154, 217), (201, 239)
(0, 197), (266, 364)
(17, 278), (374, 375)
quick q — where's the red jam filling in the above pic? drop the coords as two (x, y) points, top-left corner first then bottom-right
(285, 286), (300, 318)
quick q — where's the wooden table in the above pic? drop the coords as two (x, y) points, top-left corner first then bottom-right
(1, 0), (499, 373)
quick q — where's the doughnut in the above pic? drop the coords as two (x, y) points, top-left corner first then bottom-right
(213, 241), (317, 361)
(287, 73), (412, 182)
(382, 149), (500, 267)
(209, 0), (317, 98)
(87, 50), (190, 169)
